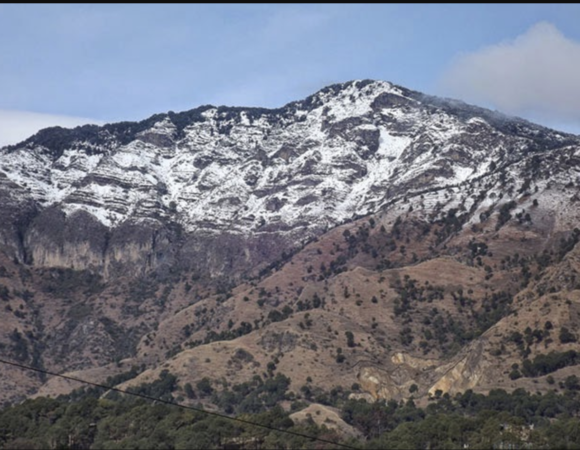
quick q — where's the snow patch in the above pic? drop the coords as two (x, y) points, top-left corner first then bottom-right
(377, 129), (411, 160)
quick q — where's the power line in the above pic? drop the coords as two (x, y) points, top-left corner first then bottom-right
(0, 357), (361, 450)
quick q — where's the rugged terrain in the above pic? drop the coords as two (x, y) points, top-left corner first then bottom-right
(0, 79), (579, 408)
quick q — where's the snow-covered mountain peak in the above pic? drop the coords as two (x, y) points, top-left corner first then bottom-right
(0, 80), (577, 238)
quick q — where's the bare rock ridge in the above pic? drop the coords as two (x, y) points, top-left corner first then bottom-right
(0, 79), (579, 405)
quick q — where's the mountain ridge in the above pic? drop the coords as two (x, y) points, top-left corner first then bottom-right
(0, 79), (579, 408)
(1, 81), (575, 264)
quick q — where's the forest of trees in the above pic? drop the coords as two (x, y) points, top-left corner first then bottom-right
(1, 369), (580, 449)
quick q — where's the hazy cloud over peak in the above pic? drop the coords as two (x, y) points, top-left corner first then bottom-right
(441, 22), (580, 126)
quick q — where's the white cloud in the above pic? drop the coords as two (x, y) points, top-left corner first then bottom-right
(0, 110), (103, 147)
(440, 22), (580, 126)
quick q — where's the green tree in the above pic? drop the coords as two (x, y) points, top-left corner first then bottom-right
(345, 331), (356, 348)
(196, 377), (213, 396)
(184, 383), (195, 399)
(560, 327), (577, 344)
(565, 375), (580, 391)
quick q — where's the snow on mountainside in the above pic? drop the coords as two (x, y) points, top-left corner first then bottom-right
(1, 80), (575, 236)
(1, 79), (579, 284)
(2, 80), (580, 406)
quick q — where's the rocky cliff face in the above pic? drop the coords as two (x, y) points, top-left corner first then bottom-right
(1, 79), (579, 405)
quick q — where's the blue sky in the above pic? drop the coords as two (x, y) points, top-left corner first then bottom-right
(2, 4), (580, 145)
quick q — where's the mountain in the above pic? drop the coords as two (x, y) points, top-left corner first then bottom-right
(0, 80), (579, 408)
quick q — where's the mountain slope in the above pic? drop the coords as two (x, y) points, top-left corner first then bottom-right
(0, 79), (579, 406)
